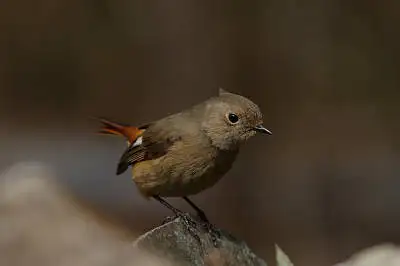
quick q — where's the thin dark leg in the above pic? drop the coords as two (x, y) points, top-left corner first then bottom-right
(182, 196), (209, 223)
(153, 195), (183, 215)
(183, 196), (221, 247)
(153, 195), (201, 243)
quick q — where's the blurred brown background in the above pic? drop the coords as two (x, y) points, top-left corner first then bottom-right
(1, 1), (400, 265)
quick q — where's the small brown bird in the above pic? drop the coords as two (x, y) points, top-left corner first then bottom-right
(97, 89), (271, 230)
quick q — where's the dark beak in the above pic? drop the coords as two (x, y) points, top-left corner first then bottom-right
(253, 125), (272, 135)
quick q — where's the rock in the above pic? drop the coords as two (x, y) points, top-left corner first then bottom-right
(132, 215), (267, 266)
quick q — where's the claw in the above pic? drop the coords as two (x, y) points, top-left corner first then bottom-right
(176, 212), (201, 243)
(195, 219), (221, 247)
(161, 215), (177, 225)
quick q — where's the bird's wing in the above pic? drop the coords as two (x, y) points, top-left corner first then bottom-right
(116, 123), (181, 175)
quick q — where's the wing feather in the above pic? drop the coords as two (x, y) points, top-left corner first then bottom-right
(115, 128), (178, 175)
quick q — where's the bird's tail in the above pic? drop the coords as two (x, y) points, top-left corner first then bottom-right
(95, 117), (143, 144)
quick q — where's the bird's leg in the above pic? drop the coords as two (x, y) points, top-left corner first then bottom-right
(153, 196), (201, 243)
(182, 196), (209, 223)
(182, 196), (221, 246)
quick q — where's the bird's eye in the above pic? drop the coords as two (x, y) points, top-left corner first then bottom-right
(227, 113), (239, 124)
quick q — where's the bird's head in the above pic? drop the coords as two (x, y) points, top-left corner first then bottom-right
(201, 88), (271, 150)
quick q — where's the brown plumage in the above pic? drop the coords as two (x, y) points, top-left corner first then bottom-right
(96, 89), (271, 224)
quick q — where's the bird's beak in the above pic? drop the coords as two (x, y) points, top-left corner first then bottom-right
(253, 125), (272, 135)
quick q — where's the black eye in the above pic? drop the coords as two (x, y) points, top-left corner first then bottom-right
(228, 113), (239, 124)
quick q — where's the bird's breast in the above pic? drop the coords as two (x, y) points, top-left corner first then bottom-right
(189, 149), (238, 193)
(158, 147), (239, 196)
(131, 140), (239, 197)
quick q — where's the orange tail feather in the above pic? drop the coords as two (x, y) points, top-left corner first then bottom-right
(96, 117), (143, 144)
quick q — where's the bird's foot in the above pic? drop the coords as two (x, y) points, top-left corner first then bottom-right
(161, 215), (176, 225)
(199, 220), (221, 247)
(161, 214), (201, 243)
(176, 212), (202, 243)
(180, 213), (221, 247)
(161, 212), (220, 246)
(195, 212), (221, 247)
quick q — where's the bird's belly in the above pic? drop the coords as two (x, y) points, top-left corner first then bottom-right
(157, 151), (237, 197)
(132, 148), (238, 197)
(158, 169), (224, 197)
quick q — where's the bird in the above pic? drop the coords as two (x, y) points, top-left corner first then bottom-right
(96, 88), (271, 237)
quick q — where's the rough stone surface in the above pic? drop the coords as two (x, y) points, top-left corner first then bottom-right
(132, 215), (267, 266)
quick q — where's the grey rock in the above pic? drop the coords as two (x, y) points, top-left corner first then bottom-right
(132, 215), (267, 266)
